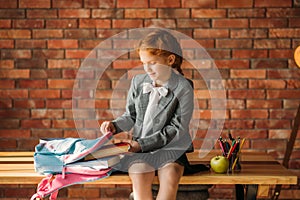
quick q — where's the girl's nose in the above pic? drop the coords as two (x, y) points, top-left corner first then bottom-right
(143, 64), (152, 72)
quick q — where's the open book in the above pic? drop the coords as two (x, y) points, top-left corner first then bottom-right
(84, 142), (130, 161)
(69, 156), (120, 169)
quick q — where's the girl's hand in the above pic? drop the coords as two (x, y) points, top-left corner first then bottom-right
(100, 121), (116, 134)
(121, 139), (141, 153)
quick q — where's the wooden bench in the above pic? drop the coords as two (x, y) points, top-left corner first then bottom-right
(0, 151), (297, 199)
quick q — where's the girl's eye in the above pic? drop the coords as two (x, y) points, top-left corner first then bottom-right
(143, 62), (156, 66)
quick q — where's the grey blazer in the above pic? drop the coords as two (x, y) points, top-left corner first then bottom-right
(113, 70), (194, 153)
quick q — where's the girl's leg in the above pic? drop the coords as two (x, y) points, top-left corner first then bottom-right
(128, 162), (155, 200)
(156, 162), (184, 200)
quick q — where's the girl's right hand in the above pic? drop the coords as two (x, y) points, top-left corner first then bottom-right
(100, 121), (116, 134)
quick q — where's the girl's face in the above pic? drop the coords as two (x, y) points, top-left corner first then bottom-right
(139, 50), (173, 86)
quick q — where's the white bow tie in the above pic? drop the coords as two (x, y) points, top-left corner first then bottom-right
(143, 83), (168, 97)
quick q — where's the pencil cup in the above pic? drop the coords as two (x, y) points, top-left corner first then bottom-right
(228, 152), (241, 173)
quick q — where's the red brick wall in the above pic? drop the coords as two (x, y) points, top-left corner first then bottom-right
(0, 0), (299, 199)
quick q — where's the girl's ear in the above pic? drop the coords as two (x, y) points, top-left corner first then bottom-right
(168, 54), (176, 66)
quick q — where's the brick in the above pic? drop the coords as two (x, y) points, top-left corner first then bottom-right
(0, 69), (29, 78)
(177, 19), (210, 28)
(214, 79), (247, 89)
(270, 109), (298, 119)
(252, 59), (288, 70)
(30, 90), (60, 98)
(33, 29), (63, 38)
(214, 60), (249, 69)
(48, 79), (75, 88)
(0, 0), (17, 8)
(0, 40), (14, 48)
(27, 9), (58, 18)
(48, 39), (78, 49)
(33, 49), (64, 59)
(230, 130), (268, 139)
(270, 50), (293, 59)
(0, 20), (11, 28)
(79, 19), (111, 28)
(269, 130), (291, 139)
(182, 0), (215, 8)
(53, 119), (76, 128)
(228, 90), (265, 99)
(267, 8), (300, 17)
(19, 80), (46, 88)
(97, 29), (124, 38)
(19, 0), (50, 8)
(92, 8), (123, 18)
(46, 19), (78, 28)
(66, 50), (94, 58)
(79, 39), (105, 48)
(32, 129), (63, 138)
(231, 29), (267, 38)
(254, 0), (292, 7)
(252, 139), (287, 149)
(0, 60), (14, 69)
(0, 30), (31, 39)
(0, 99), (12, 108)
(223, 119), (254, 129)
(112, 60), (142, 69)
(16, 59), (46, 69)
(85, 0), (115, 8)
(0, 130), (30, 138)
(112, 19), (143, 28)
(250, 19), (288, 28)
(228, 8), (265, 17)
(232, 50), (268, 58)
(267, 90), (300, 99)
(231, 110), (268, 119)
(62, 69), (77, 78)
(268, 69), (300, 79)
(13, 19), (44, 28)
(48, 59), (80, 69)
(287, 80), (300, 88)
(284, 100), (299, 109)
(213, 19), (248, 28)
(218, 0), (253, 8)
(225, 99), (245, 109)
(192, 9), (226, 18)
(52, 0), (83, 8)
(125, 9), (156, 18)
(0, 109), (29, 118)
(65, 29), (96, 39)
(194, 29), (229, 38)
(145, 19), (177, 28)
(150, 0), (180, 8)
(21, 119), (51, 128)
(0, 119), (19, 128)
(249, 80), (286, 89)
(68, 188), (100, 198)
(206, 49), (231, 59)
(0, 139), (17, 149)
(1, 50), (31, 59)
(16, 39), (46, 49)
(14, 99), (45, 108)
(59, 9), (90, 18)
(117, 0), (148, 8)
(289, 18), (300, 28)
(18, 138), (39, 150)
(230, 69), (266, 79)
(0, 9), (25, 18)
(46, 99), (72, 108)
(158, 9), (190, 18)
(31, 109), (63, 119)
(0, 80), (14, 88)
(254, 39), (290, 49)
(269, 28), (300, 38)
(216, 39), (252, 48)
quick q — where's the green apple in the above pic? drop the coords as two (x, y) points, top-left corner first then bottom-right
(210, 155), (229, 173)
